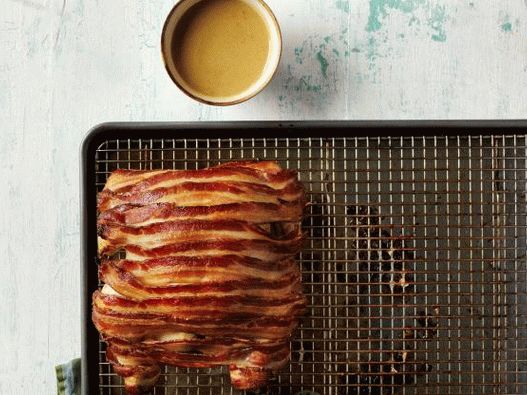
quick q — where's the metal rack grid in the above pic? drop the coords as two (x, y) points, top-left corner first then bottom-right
(93, 135), (527, 395)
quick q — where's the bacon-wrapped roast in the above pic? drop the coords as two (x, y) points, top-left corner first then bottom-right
(92, 161), (306, 393)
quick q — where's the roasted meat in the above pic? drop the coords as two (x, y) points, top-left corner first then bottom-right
(92, 161), (306, 393)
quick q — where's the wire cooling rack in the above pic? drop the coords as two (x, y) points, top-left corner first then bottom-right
(89, 132), (527, 395)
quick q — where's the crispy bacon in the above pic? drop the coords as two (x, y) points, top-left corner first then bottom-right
(98, 201), (304, 227)
(92, 161), (306, 393)
(98, 161), (305, 212)
(100, 256), (299, 289)
(101, 238), (303, 261)
(98, 261), (301, 299)
(108, 255), (296, 281)
(94, 289), (305, 319)
(98, 219), (301, 252)
(98, 181), (304, 212)
(101, 161), (296, 194)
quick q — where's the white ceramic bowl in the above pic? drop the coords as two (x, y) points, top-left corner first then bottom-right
(161, 0), (282, 106)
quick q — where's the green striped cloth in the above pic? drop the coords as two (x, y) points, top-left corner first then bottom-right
(56, 358), (318, 395)
(55, 359), (81, 395)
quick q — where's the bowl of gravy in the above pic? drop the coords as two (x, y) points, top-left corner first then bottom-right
(161, 0), (282, 105)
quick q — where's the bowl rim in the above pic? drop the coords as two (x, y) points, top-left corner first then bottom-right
(160, 0), (283, 106)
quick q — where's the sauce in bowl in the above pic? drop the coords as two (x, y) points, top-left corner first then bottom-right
(162, 0), (281, 105)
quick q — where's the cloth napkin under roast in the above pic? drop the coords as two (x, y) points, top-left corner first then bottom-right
(55, 359), (319, 395)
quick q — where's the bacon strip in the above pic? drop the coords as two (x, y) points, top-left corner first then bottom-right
(98, 219), (301, 254)
(100, 237), (303, 261)
(92, 161), (306, 392)
(98, 261), (301, 299)
(102, 160), (295, 193)
(99, 180), (304, 211)
(99, 201), (304, 227)
(104, 256), (297, 285)
(94, 290), (305, 318)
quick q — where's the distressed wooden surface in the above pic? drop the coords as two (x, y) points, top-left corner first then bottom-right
(1, 0), (526, 393)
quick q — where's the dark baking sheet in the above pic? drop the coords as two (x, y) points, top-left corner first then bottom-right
(81, 121), (527, 395)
